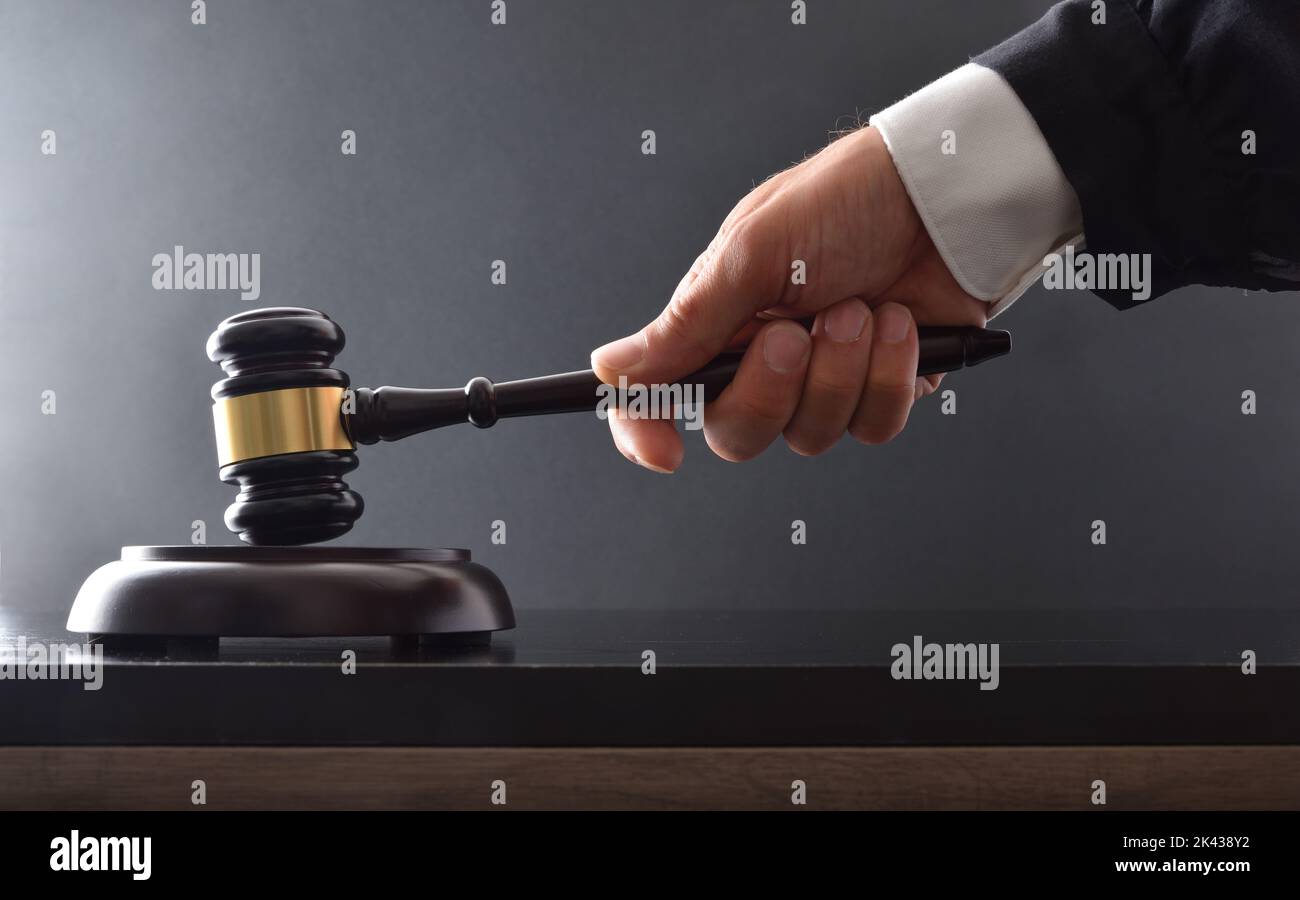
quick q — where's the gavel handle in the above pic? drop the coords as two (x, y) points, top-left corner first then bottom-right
(348, 325), (1010, 445)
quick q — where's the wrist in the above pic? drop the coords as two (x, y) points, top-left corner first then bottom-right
(869, 64), (1084, 316)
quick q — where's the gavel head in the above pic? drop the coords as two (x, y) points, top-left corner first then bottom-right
(207, 307), (363, 545)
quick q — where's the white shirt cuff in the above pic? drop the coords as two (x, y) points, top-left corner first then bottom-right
(869, 63), (1084, 318)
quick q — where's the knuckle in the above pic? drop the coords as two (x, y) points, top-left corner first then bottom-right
(731, 392), (793, 431)
(652, 292), (710, 357)
(866, 379), (917, 404)
(719, 218), (772, 286)
(805, 370), (863, 403)
(717, 205), (753, 241)
(657, 296), (694, 341)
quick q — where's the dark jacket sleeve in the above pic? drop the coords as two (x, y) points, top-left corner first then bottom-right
(975, 0), (1300, 309)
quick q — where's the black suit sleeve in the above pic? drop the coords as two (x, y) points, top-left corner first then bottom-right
(975, 0), (1300, 309)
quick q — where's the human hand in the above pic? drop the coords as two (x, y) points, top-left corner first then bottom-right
(590, 125), (987, 472)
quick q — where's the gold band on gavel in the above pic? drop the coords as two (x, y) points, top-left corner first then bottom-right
(212, 386), (353, 467)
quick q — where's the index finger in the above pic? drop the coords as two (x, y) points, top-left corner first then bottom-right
(590, 218), (782, 386)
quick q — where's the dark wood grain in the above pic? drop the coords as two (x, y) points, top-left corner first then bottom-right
(2, 746), (1297, 810)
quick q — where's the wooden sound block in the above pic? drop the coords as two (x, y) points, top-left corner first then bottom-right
(67, 546), (514, 646)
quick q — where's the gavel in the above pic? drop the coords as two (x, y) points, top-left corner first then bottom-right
(208, 307), (1011, 544)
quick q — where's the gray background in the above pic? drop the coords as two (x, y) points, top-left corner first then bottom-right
(2, 0), (1297, 613)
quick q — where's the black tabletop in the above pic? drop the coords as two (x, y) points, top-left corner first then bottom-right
(2, 607), (1297, 746)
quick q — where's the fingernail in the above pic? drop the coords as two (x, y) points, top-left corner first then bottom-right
(763, 323), (810, 373)
(591, 333), (645, 372)
(620, 446), (675, 474)
(825, 300), (868, 343)
(628, 451), (674, 474)
(878, 304), (911, 344)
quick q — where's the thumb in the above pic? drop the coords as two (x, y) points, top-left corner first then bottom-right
(591, 221), (780, 385)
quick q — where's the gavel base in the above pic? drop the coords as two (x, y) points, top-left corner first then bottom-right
(66, 546), (514, 651)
